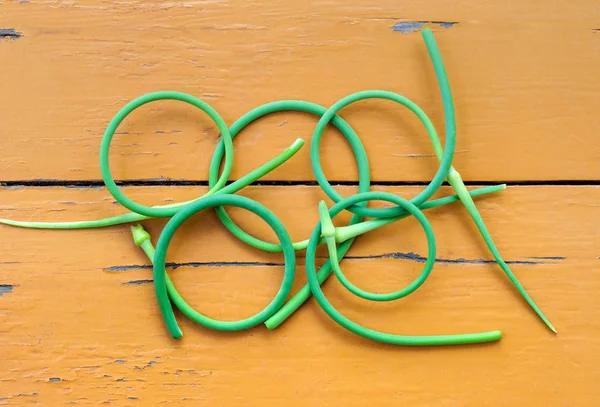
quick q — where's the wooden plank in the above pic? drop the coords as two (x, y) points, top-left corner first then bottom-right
(1, 1), (599, 181)
(0, 185), (598, 405)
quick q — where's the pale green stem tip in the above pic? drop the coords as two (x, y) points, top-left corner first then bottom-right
(131, 224), (151, 246)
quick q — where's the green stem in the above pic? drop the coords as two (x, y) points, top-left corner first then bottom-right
(334, 184), (506, 243)
(420, 28), (556, 334)
(446, 169), (556, 333)
(288, 184), (506, 253)
(318, 200), (341, 275)
(0, 211), (151, 229)
(264, 237), (354, 330)
(0, 138), (305, 229)
(264, 184), (505, 329)
(130, 224), (181, 317)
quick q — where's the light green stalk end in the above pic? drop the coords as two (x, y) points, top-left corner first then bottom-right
(318, 201), (335, 238)
(318, 201), (342, 274)
(288, 138), (305, 152)
(130, 224), (156, 263)
(131, 224), (151, 246)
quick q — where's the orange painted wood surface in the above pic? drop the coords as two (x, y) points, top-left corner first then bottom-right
(0, 0), (599, 181)
(1, 1), (599, 406)
(1, 186), (598, 405)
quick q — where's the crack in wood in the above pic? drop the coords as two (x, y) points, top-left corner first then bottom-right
(392, 21), (457, 34)
(342, 252), (565, 265)
(107, 261), (285, 273)
(0, 28), (23, 40)
(0, 284), (15, 296)
(1, 179), (599, 189)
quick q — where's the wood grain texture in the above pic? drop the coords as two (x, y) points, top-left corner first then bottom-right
(0, 0), (599, 181)
(0, 185), (598, 406)
(1, 1), (599, 406)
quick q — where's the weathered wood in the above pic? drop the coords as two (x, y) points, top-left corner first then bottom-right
(1, 1), (599, 405)
(0, 1), (599, 181)
(0, 185), (597, 405)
